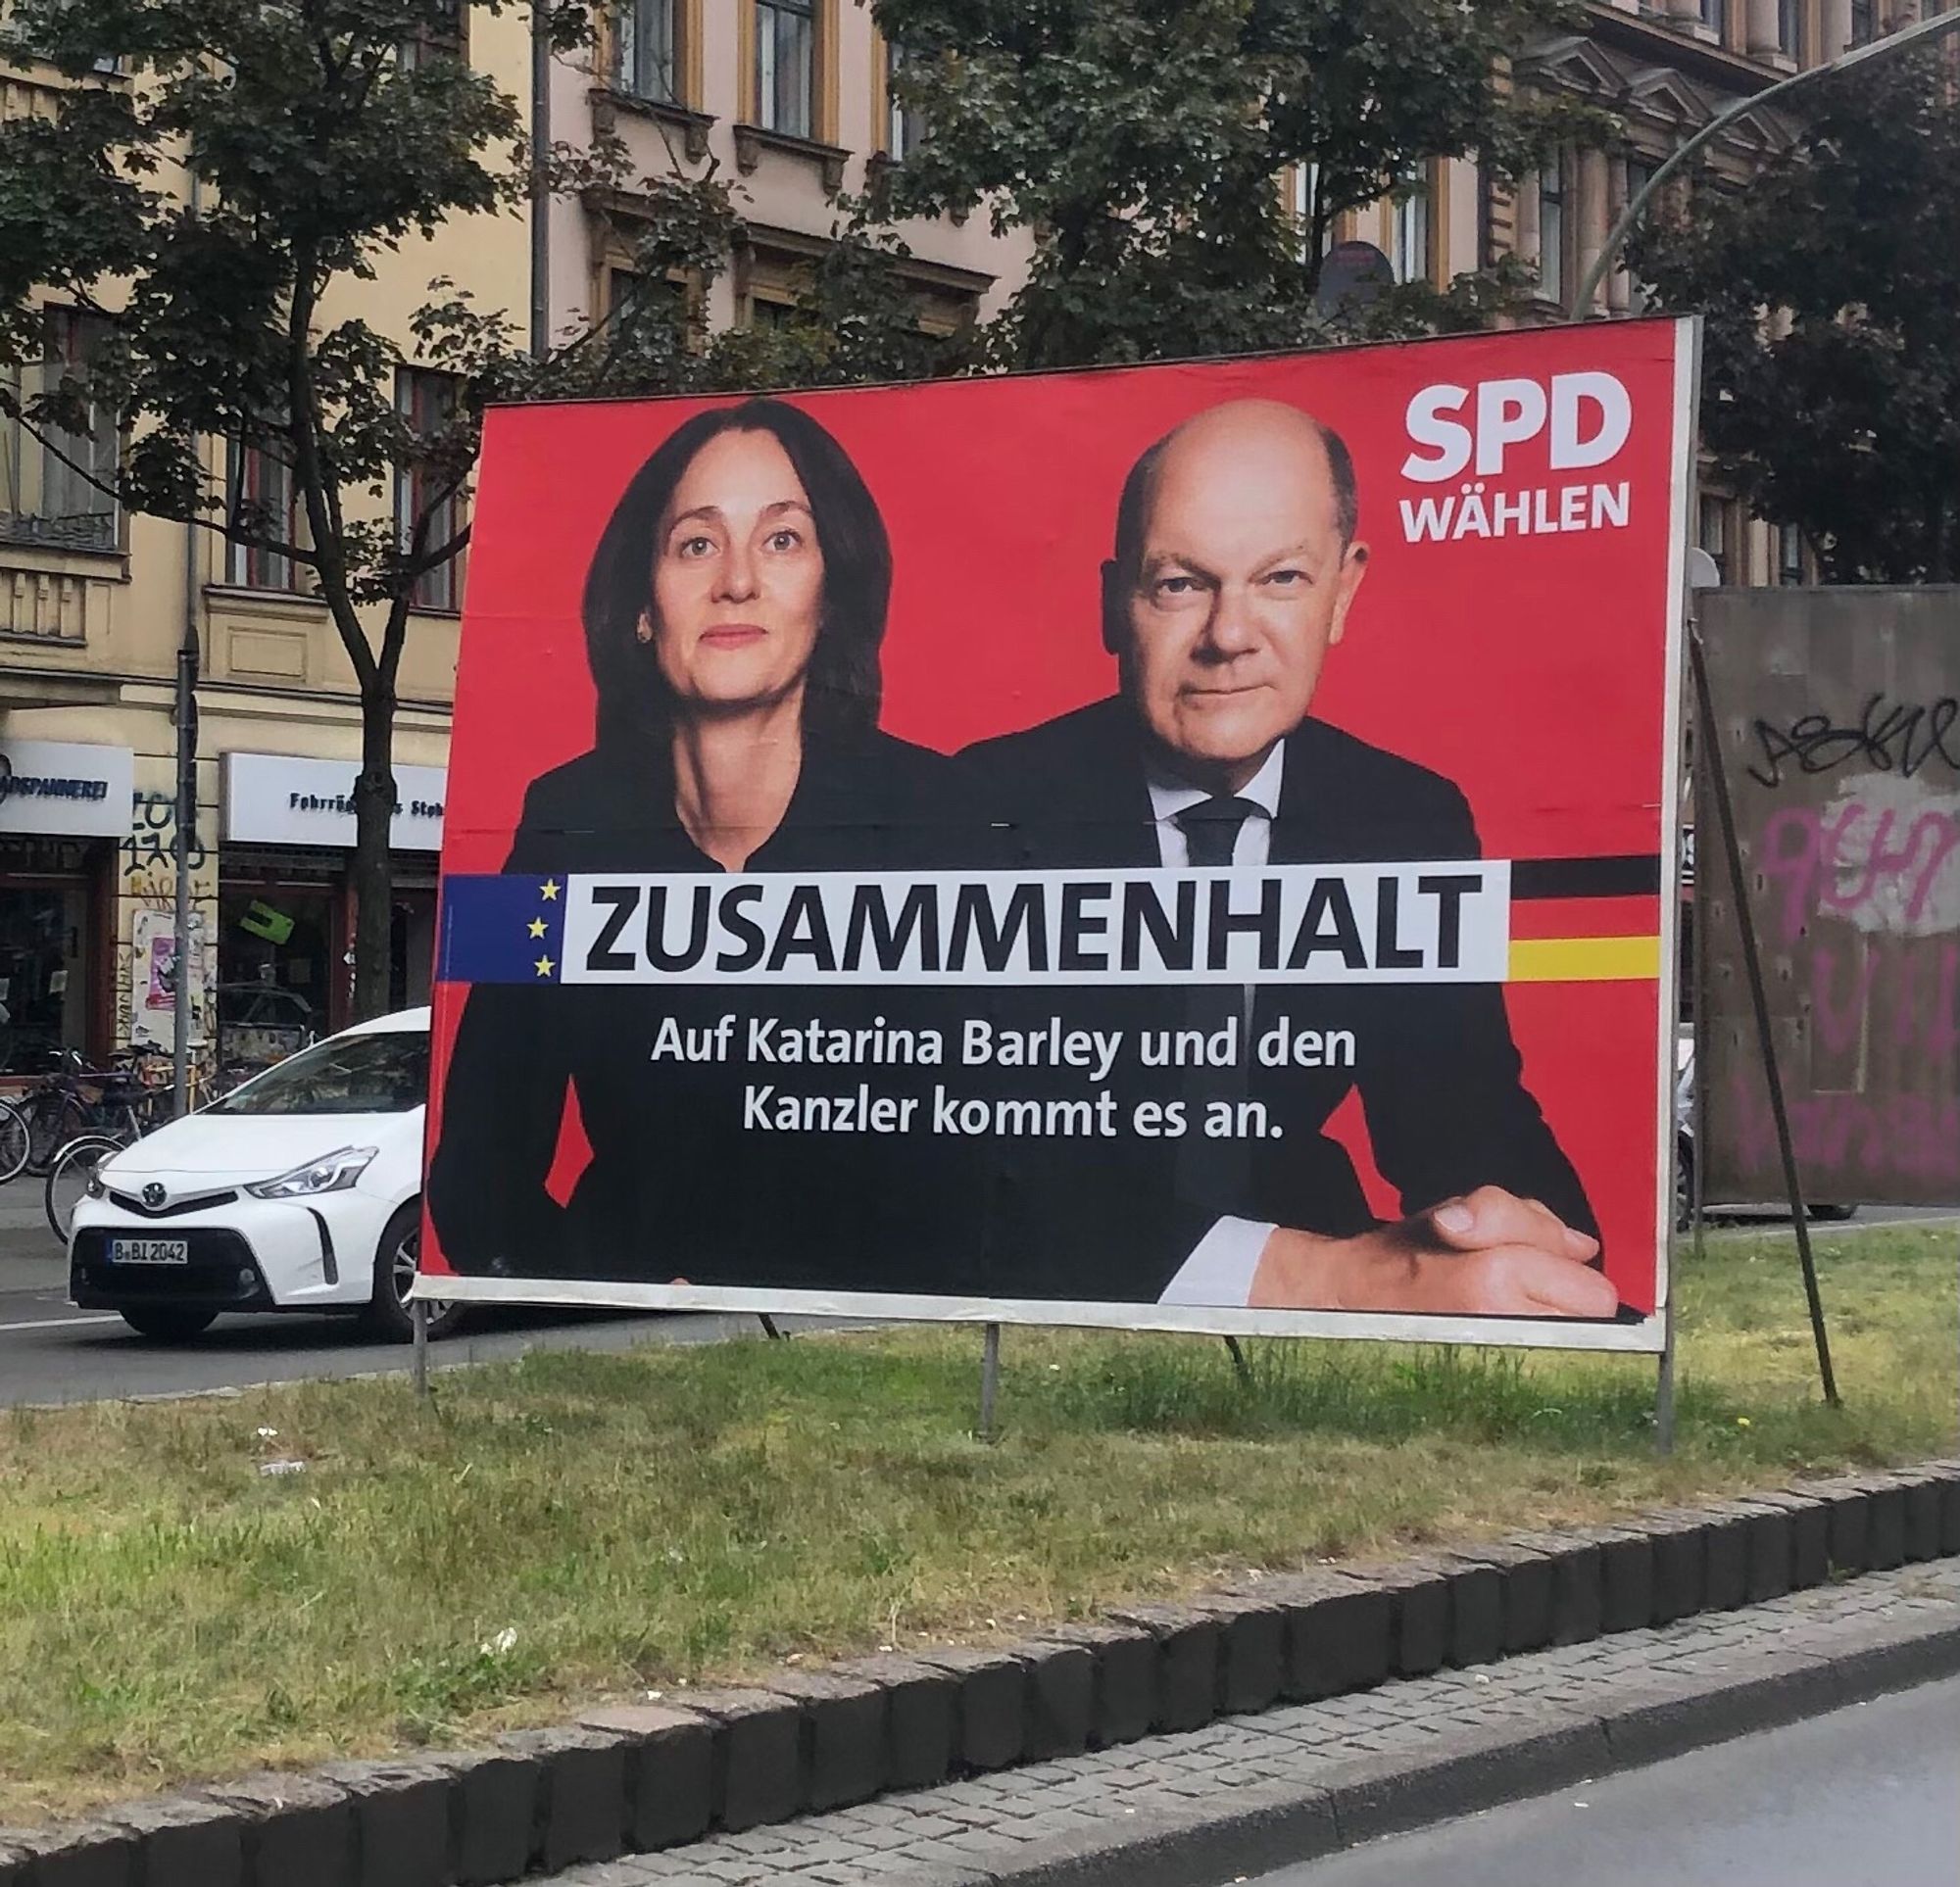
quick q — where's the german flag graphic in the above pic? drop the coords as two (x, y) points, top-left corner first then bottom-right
(1509, 853), (1666, 984)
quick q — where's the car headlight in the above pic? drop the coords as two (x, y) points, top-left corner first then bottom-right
(244, 1146), (379, 1200)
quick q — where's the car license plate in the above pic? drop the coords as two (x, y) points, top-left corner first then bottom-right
(110, 1237), (189, 1266)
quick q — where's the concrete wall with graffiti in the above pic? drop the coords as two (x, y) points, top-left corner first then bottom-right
(1698, 587), (1959, 1205)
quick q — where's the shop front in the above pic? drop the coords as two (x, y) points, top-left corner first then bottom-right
(220, 752), (444, 1066)
(0, 737), (134, 1074)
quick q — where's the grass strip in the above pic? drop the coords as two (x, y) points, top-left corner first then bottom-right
(1, 1221), (1953, 1820)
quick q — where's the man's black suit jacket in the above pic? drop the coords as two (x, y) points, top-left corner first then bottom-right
(958, 698), (1597, 1305)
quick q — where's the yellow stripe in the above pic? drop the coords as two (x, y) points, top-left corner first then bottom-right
(1508, 936), (1661, 983)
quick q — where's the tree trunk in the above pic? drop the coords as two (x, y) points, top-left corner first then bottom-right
(350, 678), (398, 1022)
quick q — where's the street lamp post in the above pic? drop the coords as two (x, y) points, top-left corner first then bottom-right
(1569, 9), (1960, 321)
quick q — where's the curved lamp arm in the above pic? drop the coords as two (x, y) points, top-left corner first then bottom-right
(1568, 8), (1960, 321)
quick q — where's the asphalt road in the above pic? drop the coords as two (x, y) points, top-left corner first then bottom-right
(0, 1195), (826, 1406)
(1255, 1674), (1960, 1887)
(0, 1186), (1951, 1407)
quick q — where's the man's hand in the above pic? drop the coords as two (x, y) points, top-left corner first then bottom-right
(1249, 1185), (1617, 1318)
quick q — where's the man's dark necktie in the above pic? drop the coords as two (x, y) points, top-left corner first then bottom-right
(1169, 797), (1261, 1237)
(1175, 795), (1259, 868)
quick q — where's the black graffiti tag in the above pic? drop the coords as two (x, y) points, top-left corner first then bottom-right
(1747, 694), (1960, 791)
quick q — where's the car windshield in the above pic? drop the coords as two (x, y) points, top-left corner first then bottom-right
(208, 1031), (428, 1116)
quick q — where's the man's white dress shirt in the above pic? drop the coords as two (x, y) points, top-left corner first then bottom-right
(1149, 744), (1284, 1307)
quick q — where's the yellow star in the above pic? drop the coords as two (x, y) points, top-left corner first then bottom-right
(527, 917), (548, 939)
(534, 954), (556, 978)
(540, 879), (561, 901)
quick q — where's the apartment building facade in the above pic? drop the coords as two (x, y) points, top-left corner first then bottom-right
(0, 0), (1911, 1071)
(0, 15), (535, 1079)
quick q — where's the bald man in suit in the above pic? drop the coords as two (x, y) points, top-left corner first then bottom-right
(963, 400), (1616, 1319)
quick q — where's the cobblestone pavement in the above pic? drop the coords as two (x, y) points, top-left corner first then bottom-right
(546, 1560), (1960, 1886)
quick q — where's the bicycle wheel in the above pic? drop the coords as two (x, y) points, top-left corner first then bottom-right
(24, 1092), (82, 1178)
(45, 1135), (122, 1245)
(0, 1096), (29, 1185)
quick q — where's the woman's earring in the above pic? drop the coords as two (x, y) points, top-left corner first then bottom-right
(635, 614), (653, 645)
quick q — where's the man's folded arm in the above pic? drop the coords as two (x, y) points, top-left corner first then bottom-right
(1358, 980), (1600, 1249)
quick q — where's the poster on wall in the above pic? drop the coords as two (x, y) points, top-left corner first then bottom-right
(129, 907), (210, 1051)
(422, 319), (1695, 1351)
(1697, 586), (1959, 1207)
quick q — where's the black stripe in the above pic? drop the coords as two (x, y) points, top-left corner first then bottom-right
(1512, 854), (1664, 899)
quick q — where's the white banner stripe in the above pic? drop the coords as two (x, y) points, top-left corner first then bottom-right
(558, 862), (1511, 986)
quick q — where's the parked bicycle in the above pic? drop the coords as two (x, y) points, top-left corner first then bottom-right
(37, 1051), (242, 1242)
(0, 1048), (153, 1185)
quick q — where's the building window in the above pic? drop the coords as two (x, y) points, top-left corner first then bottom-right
(1537, 158), (1567, 303)
(1698, 494), (1730, 583)
(1777, 521), (1804, 585)
(1389, 166), (1433, 287)
(612, 0), (678, 104)
(395, 368), (466, 612)
(0, 866), (94, 1073)
(750, 295), (799, 331)
(884, 37), (924, 161)
(1293, 162), (1335, 259)
(606, 265), (691, 349)
(608, 266), (649, 323)
(401, 0), (466, 71)
(1848, 0), (1875, 45)
(1624, 158), (1655, 313)
(1777, 0), (1804, 58)
(227, 441), (303, 593)
(1698, 0), (1727, 36)
(0, 310), (118, 553)
(755, 0), (815, 139)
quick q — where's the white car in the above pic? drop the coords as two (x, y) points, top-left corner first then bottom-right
(69, 1008), (459, 1343)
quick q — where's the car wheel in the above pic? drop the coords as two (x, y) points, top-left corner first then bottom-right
(120, 1305), (218, 1342)
(363, 1202), (464, 1342)
(1809, 1202), (1857, 1222)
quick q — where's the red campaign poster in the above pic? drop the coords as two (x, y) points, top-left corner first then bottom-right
(421, 318), (1694, 1352)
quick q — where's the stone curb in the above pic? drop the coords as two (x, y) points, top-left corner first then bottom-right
(971, 1607), (1960, 1887)
(5, 1459), (1956, 1886)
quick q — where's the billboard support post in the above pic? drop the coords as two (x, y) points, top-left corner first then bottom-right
(759, 1315), (785, 1341)
(978, 1322), (1002, 1443)
(1654, 1302), (1677, 1455)
(1689, 628), (1839, 1407)
(1223, 1335), (1252, 1387)
(412, 1295), (429, 1400)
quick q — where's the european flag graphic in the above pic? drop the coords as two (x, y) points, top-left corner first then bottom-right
(437, 875), (567, 985)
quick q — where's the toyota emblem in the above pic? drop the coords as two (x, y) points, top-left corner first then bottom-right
(142, 1182), (167, 1210)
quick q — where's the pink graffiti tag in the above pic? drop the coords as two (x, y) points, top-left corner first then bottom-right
(1757, 801), (1960, 947)
(1726, 1069), (1960, 1187)
(1807, 942), (1960, 1067)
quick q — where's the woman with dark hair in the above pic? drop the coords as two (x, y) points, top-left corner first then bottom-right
(428, 399), (984, 1289)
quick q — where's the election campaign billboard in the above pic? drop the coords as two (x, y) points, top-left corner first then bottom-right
(422, 318), (1696, 1351)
